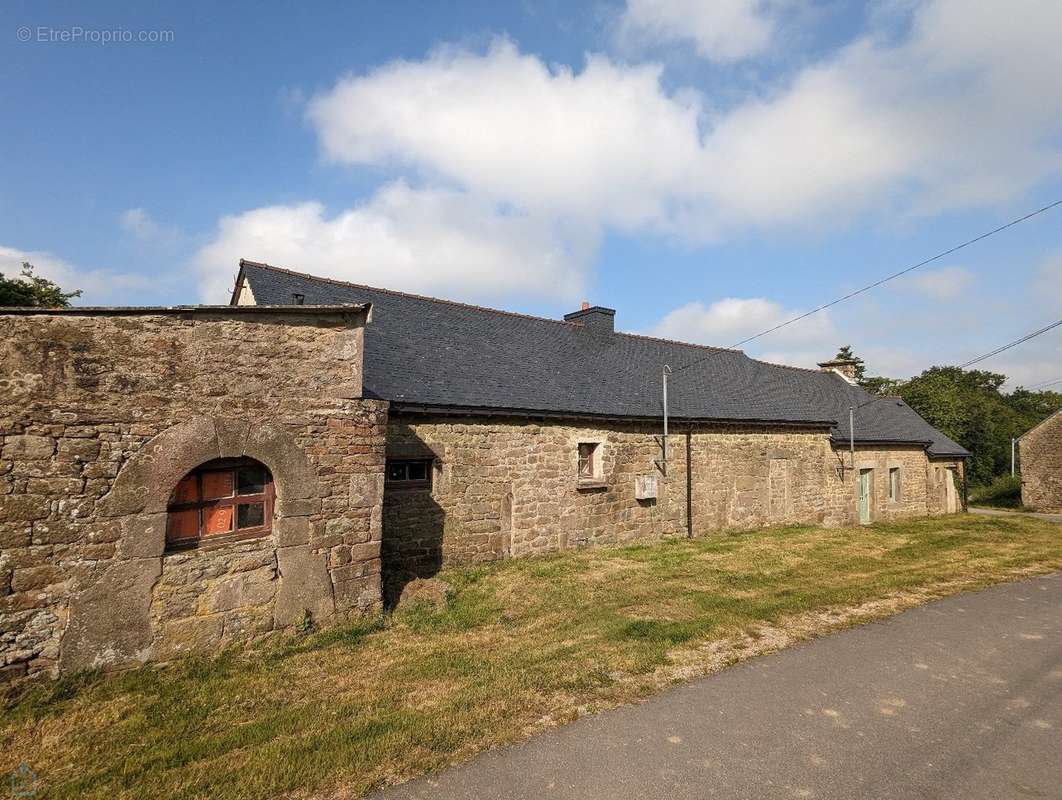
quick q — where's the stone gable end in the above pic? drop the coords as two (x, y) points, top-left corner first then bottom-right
(0, 308), (387, 681)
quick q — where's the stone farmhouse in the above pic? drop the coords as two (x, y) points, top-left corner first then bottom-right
(0, 259), (967, 681)
(1018, 409), (1062, 510)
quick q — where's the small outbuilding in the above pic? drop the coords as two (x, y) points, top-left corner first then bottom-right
(1019, 409), (1062, 511)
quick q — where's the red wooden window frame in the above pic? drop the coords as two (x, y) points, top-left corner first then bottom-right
(386, 458), (433, 490)
(165, 458), (274, 551)
(577, 443), (597, 481)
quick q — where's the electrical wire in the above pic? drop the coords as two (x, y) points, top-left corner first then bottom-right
(1024, 375), (1062, 390)
(957, 319), (1062, 369)
(670, 198), (1062, 375)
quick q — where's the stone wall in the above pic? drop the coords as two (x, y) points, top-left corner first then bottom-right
(0, 307), (387, 680)
(382, 413), (963, 581)
(1020, 411), (1062, 510)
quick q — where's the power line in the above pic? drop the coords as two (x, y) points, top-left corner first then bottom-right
(671, 197), (1062, 375)
(957, 319), (1062, 369)
(1026, 376), (1062, 390)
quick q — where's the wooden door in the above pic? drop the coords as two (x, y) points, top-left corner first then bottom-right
(859, 469), (872, 524)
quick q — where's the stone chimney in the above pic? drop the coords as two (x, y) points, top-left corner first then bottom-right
(564, 303), (616, 334)
(817, 356), (862, 383)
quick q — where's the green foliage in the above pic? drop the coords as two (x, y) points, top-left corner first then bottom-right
(969, 475), (1024, 509)
(294, 608), (315, 636)
(896, 366), (1062, 486)
(833, 344), (866, 381)
(0, 262), (81, 308)
(860, 375), (903, 396)
(854, 363), (1062, 487)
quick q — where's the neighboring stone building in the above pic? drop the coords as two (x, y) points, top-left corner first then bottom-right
(1019, 409), (1062, 511)
(0, 305), (386, 681)
(233, 261), (969, 597)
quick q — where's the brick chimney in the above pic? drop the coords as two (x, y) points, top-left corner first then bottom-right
(817, 356), (862, 383)
(564, 303), (616, 334)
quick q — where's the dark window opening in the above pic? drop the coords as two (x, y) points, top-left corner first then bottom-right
(386, 458), (433, 489)
(166, 457), (274, 551)
(291, 293), (305, 305)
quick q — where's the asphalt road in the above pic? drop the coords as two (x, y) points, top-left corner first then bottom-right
(374, 573), (1062, 800)
(971, 506), (1062, 523)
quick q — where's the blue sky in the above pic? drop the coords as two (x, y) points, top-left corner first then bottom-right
(3, 0), (1061, 387)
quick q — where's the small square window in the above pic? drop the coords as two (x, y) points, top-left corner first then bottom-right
(386, 459), (433, 489)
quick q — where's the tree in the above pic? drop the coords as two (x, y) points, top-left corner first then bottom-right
(860, 375), (903, 396)
(832, 344), (867, 383)
(895, 366), (1062, 486)
(0, 262), (81, 308)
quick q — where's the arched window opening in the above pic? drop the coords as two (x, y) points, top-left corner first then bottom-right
(166, 457), (274, 551)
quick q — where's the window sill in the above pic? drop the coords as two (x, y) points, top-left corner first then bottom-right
(165, 528), (271, 554)
(385, 482), (432, 492)
(576, 480), (607, 490)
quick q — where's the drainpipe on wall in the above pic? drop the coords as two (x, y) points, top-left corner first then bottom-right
(686, 425), (693, 539)
(661, 364), (672, 476)
(849, 406), (855, 475)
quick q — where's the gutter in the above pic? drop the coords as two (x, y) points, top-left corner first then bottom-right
(390, 402), (839, 429)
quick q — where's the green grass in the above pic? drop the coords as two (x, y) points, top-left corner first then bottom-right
(969, 474), (1025, 509)
(3, 514), (1061, 800)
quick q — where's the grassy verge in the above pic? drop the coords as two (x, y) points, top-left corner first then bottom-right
(969, 474), (1026, 509)
(3, 514), (1061, 800)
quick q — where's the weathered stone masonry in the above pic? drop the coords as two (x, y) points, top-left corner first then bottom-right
(383, 413), (965, 581)
(0, 307), (387, 680)
(1019, 410), (1062, 511)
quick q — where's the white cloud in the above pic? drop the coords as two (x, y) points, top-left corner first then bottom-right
(305, 2), (1062, 241)
(0, 245), (152, 305)
(1035, 255), (1062, 308)
(894, 266), (974, 300)
(308, 41), (702, 232)
(119, 208), (180, 246)
(616, 0), (777, 62)
(652, 297), (837, 350)
(192, 181), (597, 303)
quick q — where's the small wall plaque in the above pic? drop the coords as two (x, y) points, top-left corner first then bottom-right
(635, 473), (658, 500)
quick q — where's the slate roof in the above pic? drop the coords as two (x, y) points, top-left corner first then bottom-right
(234, 260), (970, 458)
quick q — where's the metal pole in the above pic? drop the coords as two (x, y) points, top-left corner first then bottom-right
(662, 365), (672, 473)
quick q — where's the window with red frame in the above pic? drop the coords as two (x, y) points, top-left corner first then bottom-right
(166, 458), (274, 550)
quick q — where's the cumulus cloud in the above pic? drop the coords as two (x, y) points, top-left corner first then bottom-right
(307, 42), (702, 232)
(306, 2), (1062, 239)
(192, 181), (597, 302)
(1034, 254), (1062, 308)
(0, 245), (151, 305)
(894, 266), (974, 300)
(119, 208), (181, 246)
(651, 297), (837, 350)
(616, 0), (777, 62)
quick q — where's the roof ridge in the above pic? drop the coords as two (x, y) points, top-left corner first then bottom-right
(749, 356), (836, 376)
(241, 259), (743, 355)
(615, 330), (739, 355)
(239, 259), (586, 330)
